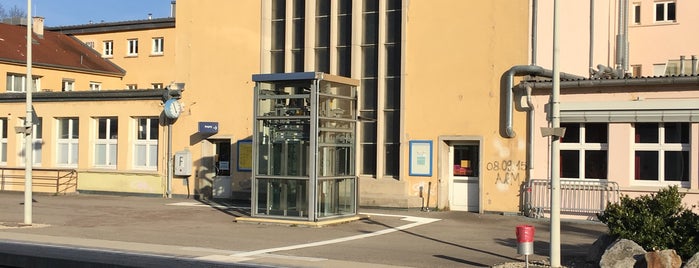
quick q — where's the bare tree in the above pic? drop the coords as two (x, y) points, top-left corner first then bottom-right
(8, 5), (26, 19)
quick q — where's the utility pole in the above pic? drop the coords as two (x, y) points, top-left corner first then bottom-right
(550, 0), (562, 266)
(24, 0), (34, 226)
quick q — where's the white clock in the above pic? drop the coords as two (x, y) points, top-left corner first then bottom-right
(164, 99), (182, 119)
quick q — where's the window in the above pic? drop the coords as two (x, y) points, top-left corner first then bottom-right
(0, 118), (6, 164)
(633, 3), (641, 24)
(360, 0), (379, 176)
(103, 40), (113, 57)
(126, 84), (137, 90)
(384, 0), (402, 176)
(634, 123), (689, 184)
(315, 0), (330, 73)
(134, 117), (159, 170)
(6, 73), (40, 92)
(152, 37), (164, 55)
(62, 79), (74, 92)
(85, 41), (95, 48)
(655, 1), (676, 23)
(19, 117), (42, 166)
(151, 83), (163, 89)
(560, 123), (608, 179)
(337, 0), (352, 77)
(271, 0), (286, 73)
(127, 39), (139, 56)
(89, 82), (101, 91)
(57, 118), (79, 166)
(291, 0), (305, 72)
(95, 117), (117, 168)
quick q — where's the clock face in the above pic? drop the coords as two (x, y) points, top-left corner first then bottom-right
(164, 99), (182, 119)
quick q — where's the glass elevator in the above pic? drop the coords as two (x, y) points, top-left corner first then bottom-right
(251, 72), (358, 221)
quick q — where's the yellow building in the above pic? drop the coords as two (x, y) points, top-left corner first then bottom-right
(2, 0), (531, 214)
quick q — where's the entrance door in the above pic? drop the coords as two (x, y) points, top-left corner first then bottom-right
(201, 139), (232, 199)
(448, 142), (480, 212)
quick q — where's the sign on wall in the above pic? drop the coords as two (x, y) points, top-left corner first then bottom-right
(237, 139), (253, 171)
(409, 140), (433, 176)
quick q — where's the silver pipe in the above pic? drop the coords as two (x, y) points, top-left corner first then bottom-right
(615, 0), (623, 69)
(532, 0), (538, 65)
(680, 56), (685, 75)
(526, 85), (535, 170)
(623, 0), (629, 75)
(523, 75), (699, 90)
(501, 65), (584, 138)
(589, 0), (594, 78)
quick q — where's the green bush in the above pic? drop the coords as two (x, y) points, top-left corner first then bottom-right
(597, 186), (699, 260)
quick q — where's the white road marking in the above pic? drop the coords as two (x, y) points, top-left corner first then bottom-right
(231, 213), (440, 257)
(167, 201), (250, 210)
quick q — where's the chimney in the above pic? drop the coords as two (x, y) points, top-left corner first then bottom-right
(148, 13), (152, 20)
(32, 17), (44, 38)
(170, 1), (176, 18)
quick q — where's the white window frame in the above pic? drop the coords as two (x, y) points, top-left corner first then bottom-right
(654, 1), (676, 23)
(127, 39), (139, 56)
(133, 117), (159, 170)
(560, 123), (609, 180)
(19, 117), (42, 166)
(103, 40), (113, 57)
(0, 118), (7, 165)
(126, 84), (138, 90)
(94, 117), (118, 168)
(6, 73), (40, 92)
(151, 83), (163, 89)
(56, 118), (79, 167)
(89, 82), (102, 91)
(632, 122), (690, 187)
(632, 3), (641, 24)
(152, 37), (164, 55)
(62, 79), (74, 92)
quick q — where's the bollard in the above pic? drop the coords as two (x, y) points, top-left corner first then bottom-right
(516, 224), (535, 266)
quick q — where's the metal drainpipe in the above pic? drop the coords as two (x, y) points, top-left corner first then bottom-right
(531, 0), (538, 66)
(525, 85), (535, 170)
(589, 0), (594, 78)
(501, 65), (584, 138)
(680, 56), (686, 75)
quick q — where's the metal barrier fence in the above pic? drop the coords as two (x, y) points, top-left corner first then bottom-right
(0, 167), (78, 195)
(524, 179), (620, 219)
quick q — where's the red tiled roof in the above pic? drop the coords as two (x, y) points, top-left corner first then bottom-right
(0, 23), (125, 76)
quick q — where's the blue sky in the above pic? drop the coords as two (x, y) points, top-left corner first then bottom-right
(1, 0), (173, 26)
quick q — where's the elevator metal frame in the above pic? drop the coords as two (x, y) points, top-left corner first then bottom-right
(251, 72), (359, 222)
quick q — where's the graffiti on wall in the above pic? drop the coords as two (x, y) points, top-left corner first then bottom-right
(487, 160), (526, 186)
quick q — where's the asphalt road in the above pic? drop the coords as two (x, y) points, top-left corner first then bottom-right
(0, 192), (608, 267)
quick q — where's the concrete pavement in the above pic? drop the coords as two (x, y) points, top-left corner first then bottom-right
(0, 192), (608, 267)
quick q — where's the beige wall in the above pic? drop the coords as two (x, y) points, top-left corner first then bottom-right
(75, 27), (176, 89)
(529, 86), (699, 212)
(628, 0), (699, 76)
(401, 0), (530, 212)
(534, 0), (616, 77)
(174, 0), (261, 197)
(1, 63), (123, 91)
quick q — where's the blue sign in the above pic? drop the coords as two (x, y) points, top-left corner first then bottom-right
(198, 122), (219, 134)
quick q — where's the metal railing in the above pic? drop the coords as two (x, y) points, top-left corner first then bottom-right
(0, 167), (78, 195)
(524, 179), (620, 219)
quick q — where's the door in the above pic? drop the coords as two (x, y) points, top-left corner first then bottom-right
(201, 139), (232, 199)
(448, 142), (480, 212)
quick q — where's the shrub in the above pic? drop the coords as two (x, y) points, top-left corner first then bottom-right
(597, 186), (699, 260)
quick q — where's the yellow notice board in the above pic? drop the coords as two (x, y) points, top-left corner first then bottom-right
(237, 140), (253, 171)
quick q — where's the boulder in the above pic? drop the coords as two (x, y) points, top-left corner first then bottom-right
(645, 250), (681, 268)
(586, 234), (616, 265)
(599, 239), (646, 268)
(686, 252), (699, 268)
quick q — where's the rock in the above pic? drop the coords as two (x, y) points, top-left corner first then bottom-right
(645, 250), (681, 268)
(586, 234), (616, 265)
(686, 252), (699, 268)
(599, 239), (646, 268)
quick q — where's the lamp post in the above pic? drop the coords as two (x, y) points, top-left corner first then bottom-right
(550, 0), (562, 266)
(24, 0), (34, 225)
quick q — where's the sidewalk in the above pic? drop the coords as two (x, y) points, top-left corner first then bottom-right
(0, 192), (608, 267)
